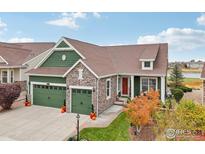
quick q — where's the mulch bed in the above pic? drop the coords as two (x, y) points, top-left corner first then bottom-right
(129, 123), (156, 141)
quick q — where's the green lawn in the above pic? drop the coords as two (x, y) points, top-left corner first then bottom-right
(183, 78), (202, 82)
(80, 112), (130, 141)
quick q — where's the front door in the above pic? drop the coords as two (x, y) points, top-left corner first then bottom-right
(122, 77), (128, 95)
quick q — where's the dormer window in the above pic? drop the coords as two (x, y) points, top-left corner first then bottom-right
(141, 60), (154, 70)
(144, 61), (151, 68)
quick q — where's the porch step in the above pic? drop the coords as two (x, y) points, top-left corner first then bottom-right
(114, 97), (128, 106)
(114, 101), (126, 106)
(118, 97), (128, 103)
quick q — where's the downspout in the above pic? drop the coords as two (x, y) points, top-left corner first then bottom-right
(96, 78), (99, 116)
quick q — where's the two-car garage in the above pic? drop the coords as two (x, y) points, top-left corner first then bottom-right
(30, 80), (93, 115)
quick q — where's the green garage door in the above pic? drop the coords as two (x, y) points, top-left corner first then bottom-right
(71, 89), (92, 115)
(33, 84), (66, 108)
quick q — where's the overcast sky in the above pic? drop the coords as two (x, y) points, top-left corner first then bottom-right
(0, 12), (205, 62)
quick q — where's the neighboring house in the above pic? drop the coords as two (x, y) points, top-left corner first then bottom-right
(0, 42), (55, 89)
(201, 64), (205, 105)
(27, 37), (168, 115)
(186, 61), (204, 69)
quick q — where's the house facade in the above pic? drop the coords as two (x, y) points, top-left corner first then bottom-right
(27, 37), (168, 115)
(0, 42), (55, 90)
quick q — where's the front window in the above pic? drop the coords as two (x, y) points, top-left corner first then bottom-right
(106, 79), (111, 99)
(10, 70), (14, 83)
(149, 79), (157, 90)
(142, 78), (149, 92)
(1, 71), (8, 83)
(141, 77), (157, 92)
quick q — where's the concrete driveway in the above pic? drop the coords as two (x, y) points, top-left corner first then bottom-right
(0, 105), (89, 141)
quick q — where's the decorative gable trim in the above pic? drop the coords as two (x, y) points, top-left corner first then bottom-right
(35, 37), (86, 68)
(63, 59), (99, 78)
(0, 56), (8, 65)
(56, 40), (70, 48)
(62, 38), (86, 59)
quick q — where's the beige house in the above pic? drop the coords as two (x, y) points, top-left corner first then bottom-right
(0, 42), (55, 87)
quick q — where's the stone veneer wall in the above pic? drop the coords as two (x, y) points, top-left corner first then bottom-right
(98, 75), (117, 114)
(66, 63), (98, 113)
(66, 62), (118, 114)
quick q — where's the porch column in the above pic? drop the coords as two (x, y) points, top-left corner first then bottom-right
(7, 69), (10, 83)
(131, 75), (134, 100)
(161, 76), (166, 103)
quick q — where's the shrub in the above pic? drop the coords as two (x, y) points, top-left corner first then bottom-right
(177, 85), (192, 93)
(175, 100), (205, 130)
(171, 88), (184, 103)
(0, 83), (21, 110)
(124, 89), (160, 133)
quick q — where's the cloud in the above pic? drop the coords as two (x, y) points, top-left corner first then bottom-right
(93, 12), (101, 18)
(137, 28), (205, 51)
(197, 13), (205, 25)
(7, 37), (34, 43)
(46, 12), (87, 29)
(0, 18), (7, 33)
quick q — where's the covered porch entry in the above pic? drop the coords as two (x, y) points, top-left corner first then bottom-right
(116, 75), (166, 102)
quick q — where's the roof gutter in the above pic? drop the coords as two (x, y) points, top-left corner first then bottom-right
(27, 73), (64, 77)
(0, 65), (26, 69)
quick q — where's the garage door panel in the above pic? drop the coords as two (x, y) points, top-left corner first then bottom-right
(33, 84), (66, 108)
(71, 89), (92, 115)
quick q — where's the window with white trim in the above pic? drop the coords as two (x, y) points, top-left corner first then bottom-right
(141, 77), (157, 92)
(10, 70), (14, 83)
(106, 79), (111, 99)
(142, 61), (153, 70)
(1, 71), (8, 83)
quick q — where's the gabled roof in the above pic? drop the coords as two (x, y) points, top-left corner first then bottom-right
(64, 37), (168, 77)
(0, 42), (55, 67)
(139, 44), (159, 60)
(201, 63), (205, 78)
(23, 37), (168, 77)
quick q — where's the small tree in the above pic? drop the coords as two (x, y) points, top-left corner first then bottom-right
(171, 88), (184, 103)
(169, 64), (184, 88)
(124, 89), (160, 134)
(0, 83), (21, 110)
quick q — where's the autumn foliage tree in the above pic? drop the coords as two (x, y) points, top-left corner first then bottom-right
(124, 89), (160, 133)
(0, 83), (21, 110)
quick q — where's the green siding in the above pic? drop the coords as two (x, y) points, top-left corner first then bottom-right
(134, 76), (140, 96)
(29, 76), (66, 84)
(56, 41), (70, 48)
(41, 50), (81, 67)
